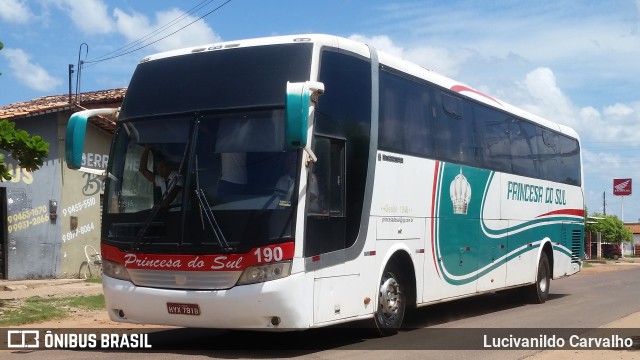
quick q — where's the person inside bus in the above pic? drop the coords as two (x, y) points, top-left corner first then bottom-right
(139, 146), (183, 206)
(217, 152), (247, 198)
(275, 153), (297, 201)
(275, 153), (323, 210)
(307, 168), (322, 213)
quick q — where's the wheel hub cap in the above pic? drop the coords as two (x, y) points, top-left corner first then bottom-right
(379, 276), (400, 316)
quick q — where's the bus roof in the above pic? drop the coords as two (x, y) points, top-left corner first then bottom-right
(140, 34), (579, 141)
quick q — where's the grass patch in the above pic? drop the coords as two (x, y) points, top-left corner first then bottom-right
(0, 294), (105, 326)
(65, 294), (105, 310)
(85, 276), (103, 284)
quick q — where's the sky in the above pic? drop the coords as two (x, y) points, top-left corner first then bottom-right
(1, 0), (640, 222)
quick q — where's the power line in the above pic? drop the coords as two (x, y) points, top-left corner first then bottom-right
(88, 0), (218, 64)
(84, 0), (232, 65)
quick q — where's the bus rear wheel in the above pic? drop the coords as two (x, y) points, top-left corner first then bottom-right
(373, 261), (406, 336)
(526, 252), (550, 304)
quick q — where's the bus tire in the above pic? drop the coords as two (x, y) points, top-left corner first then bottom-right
(373, 261), (406, 336)
(526, 252), (550, 304)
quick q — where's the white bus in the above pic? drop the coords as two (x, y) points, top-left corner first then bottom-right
(66, 34), (584, 336)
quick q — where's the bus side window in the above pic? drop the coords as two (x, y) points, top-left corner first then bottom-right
(308, 137), (345, 216)
(433, 91), (476, 165)
(510, 119), (539, 178)
(305, 136), (346, 256)
(328, 140), (345, 215)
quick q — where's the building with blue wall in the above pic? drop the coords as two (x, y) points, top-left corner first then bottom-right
(0, 89), (124, 280)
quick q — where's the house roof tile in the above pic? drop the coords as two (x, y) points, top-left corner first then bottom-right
(0, 88), (126, 133)
(625, 224), (640, 234)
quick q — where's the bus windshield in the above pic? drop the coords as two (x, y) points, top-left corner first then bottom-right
(101, 42), (313, 253)
(104, 110), (300, 252)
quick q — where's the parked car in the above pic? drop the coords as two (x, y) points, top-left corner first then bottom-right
(589, 242), (622, 260)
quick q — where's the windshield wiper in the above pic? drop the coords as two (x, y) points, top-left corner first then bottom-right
(131, 174), (183, 252)
(194, 156), (233, 251)
(131, 121), (193, 252)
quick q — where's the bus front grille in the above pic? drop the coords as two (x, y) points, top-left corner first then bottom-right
(128, 269), (242, 290)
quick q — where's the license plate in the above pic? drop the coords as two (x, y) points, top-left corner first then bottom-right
(167, 302), (200, 316)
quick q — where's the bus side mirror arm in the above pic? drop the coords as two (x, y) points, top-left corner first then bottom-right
(304, 146), (317, 166)
(307, 82), (325, 102)
(77, 167), (106, 177)
(305, 82), (323, 165)
(65, 107), (119, 170)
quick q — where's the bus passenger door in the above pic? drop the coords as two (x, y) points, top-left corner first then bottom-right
(305, 137), (362, 324)
(305, 137), (346, 256)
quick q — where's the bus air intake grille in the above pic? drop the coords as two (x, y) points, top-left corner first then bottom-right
(570, 229), (583, 263)
(128, 269), (242, 290)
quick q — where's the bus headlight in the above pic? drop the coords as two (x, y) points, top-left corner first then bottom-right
(237, 261), (292, 285)
(102, 259), (131, 282)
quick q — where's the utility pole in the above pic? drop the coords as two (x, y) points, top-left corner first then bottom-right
(603, 191), (606, 215)
(68, 64), (74, 104)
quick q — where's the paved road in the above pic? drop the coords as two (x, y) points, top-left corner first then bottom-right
(2, 264), (639, 359)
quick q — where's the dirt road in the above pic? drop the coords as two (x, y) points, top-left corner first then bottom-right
(2, 260), (638, 329)
(1, 261), (639, 359)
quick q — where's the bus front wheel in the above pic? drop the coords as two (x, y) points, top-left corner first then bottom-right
(373, 261), (406, 336)
(527, 252), (550, 304)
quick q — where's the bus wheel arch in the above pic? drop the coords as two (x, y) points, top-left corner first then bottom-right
(373, 251), (416, 336)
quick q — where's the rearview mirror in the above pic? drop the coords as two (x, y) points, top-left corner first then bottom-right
(65, 108), (119, 170)
(285, 81), (324, 148)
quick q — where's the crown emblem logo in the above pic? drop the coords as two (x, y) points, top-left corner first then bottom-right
(450, 168), (471, 215)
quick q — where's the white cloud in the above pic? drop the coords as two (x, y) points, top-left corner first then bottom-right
(505, 69), (640, 144)
(404, 46), (472, 77)
(55, 0), (113, 34)
(1, 48), (62, 91)
(573, 102), (639, 143)
(511, 67), (577, 129)
(113, 8), (221, 53)
(603, 103), (634, 118)
(348, 34), (471, 77)
(0, 0), (32, 23)
(349, 34), (404, 58)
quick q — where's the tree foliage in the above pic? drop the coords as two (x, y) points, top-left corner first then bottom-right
(586, 213), (632, 243)
(0, 40), (49, 180)
(0, 120), (49, 181)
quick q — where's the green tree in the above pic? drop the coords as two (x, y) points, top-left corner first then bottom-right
(0, 41), (49, 180)
(0, 120), (49, 181)
(585, 213), (632, 244)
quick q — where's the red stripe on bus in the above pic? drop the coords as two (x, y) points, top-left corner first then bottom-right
(536, 208), (585, 218)
(451, 84), (502, 107)
(101, 242), (295, 271)
(431, 161), (441, 278)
